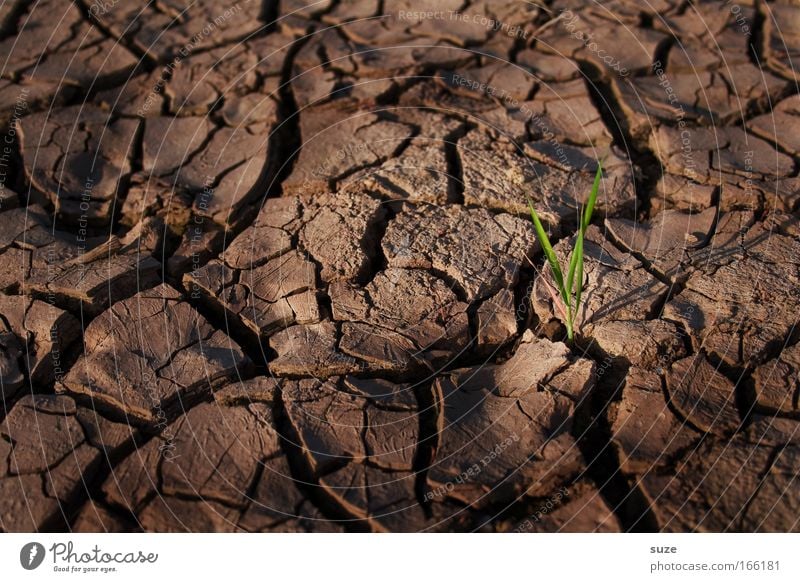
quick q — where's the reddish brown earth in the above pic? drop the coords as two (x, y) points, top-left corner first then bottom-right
(0, 0), (798, 532)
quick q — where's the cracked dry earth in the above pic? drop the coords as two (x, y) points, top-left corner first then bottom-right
(0, 0), (798, 533)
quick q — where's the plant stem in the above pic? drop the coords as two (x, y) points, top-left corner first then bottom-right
(565, 303), (574, 343)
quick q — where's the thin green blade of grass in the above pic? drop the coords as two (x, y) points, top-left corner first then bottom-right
(573, 229), (585, 316)
(566, 229), (581, 301)
(582, 160), (603, 233)
(526, 195), (569, 309)
(575, 161), (601, 314)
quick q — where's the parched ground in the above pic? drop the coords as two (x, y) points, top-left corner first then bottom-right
(0, 0), (798, 533)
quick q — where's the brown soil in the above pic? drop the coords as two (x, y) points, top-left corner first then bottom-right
(0, 0), (798, 532)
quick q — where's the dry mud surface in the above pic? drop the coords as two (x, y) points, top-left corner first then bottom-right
(0, 0), (798, 532)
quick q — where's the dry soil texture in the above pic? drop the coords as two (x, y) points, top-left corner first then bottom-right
(0, 0), (798, 533)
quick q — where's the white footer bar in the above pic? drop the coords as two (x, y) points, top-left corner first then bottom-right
(1, 533), (797, 581)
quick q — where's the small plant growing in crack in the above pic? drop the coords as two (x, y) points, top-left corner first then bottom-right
(526, 160), (602, 344)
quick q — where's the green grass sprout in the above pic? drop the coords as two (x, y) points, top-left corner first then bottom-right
(526, 160), (602, 343)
